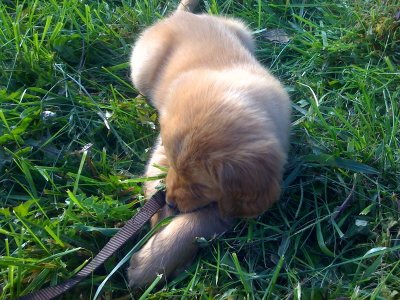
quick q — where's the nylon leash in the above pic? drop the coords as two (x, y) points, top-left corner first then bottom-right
(19, 191), (165, 300)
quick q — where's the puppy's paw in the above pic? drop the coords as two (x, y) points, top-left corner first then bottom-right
(127, 206), (233, 288)
(127, 227), (195, 288)
(127, 244), (162, 288)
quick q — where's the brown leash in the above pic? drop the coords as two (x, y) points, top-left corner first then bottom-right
(19, 191), (165, 300)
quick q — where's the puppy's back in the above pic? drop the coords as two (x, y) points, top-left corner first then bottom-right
(130, 11), (255, 104)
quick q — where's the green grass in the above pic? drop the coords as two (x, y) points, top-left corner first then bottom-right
(1, 0), (399, 299)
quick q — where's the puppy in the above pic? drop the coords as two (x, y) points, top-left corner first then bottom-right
(127, 0), (291, 287)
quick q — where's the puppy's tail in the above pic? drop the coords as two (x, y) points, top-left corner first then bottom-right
(177, 0), (199, 12)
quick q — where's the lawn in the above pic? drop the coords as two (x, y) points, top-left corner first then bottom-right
(0, 0), (399, 299)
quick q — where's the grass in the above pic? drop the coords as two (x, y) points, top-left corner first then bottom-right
(0, 0), (399, 299)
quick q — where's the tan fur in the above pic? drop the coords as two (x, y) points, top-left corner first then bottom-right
(128, 204), (234, 286)
(127, 3), (291, 287)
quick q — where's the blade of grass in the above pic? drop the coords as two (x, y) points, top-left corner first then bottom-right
(262, 255), (285, 300)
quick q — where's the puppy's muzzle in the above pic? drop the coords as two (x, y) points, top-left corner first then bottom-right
(166, 197), (177, 209)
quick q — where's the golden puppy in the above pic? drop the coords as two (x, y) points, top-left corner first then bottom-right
(127, 0), (291, 287)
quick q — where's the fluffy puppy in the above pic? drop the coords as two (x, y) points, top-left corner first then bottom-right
(127, 1), (291, 287)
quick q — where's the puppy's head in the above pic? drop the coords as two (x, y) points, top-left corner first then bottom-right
(163, 136), (284, 217)
(160, 85), (286, 217)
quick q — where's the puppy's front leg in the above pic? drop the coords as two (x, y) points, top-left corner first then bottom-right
(143, 136), (167, 198)
(142, 136), (177, 226)
(127, 205), (234, 288)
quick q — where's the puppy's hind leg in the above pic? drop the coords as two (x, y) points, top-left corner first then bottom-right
(177, 0), (200, 12)
(130, 23), (174, 102)
(127, 205), (234, 287)
(219, 17), (255, 54)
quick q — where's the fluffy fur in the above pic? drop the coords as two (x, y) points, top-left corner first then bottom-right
(127, 2), (291, 287)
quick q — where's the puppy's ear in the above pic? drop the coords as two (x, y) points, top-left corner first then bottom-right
(211, 141), (285, 218)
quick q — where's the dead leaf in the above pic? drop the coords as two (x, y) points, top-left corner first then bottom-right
(263, 28), (290, 44)
(395, 9), (400, 21)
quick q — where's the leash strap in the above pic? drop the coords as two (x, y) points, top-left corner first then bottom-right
(19, 191), (165, 300)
